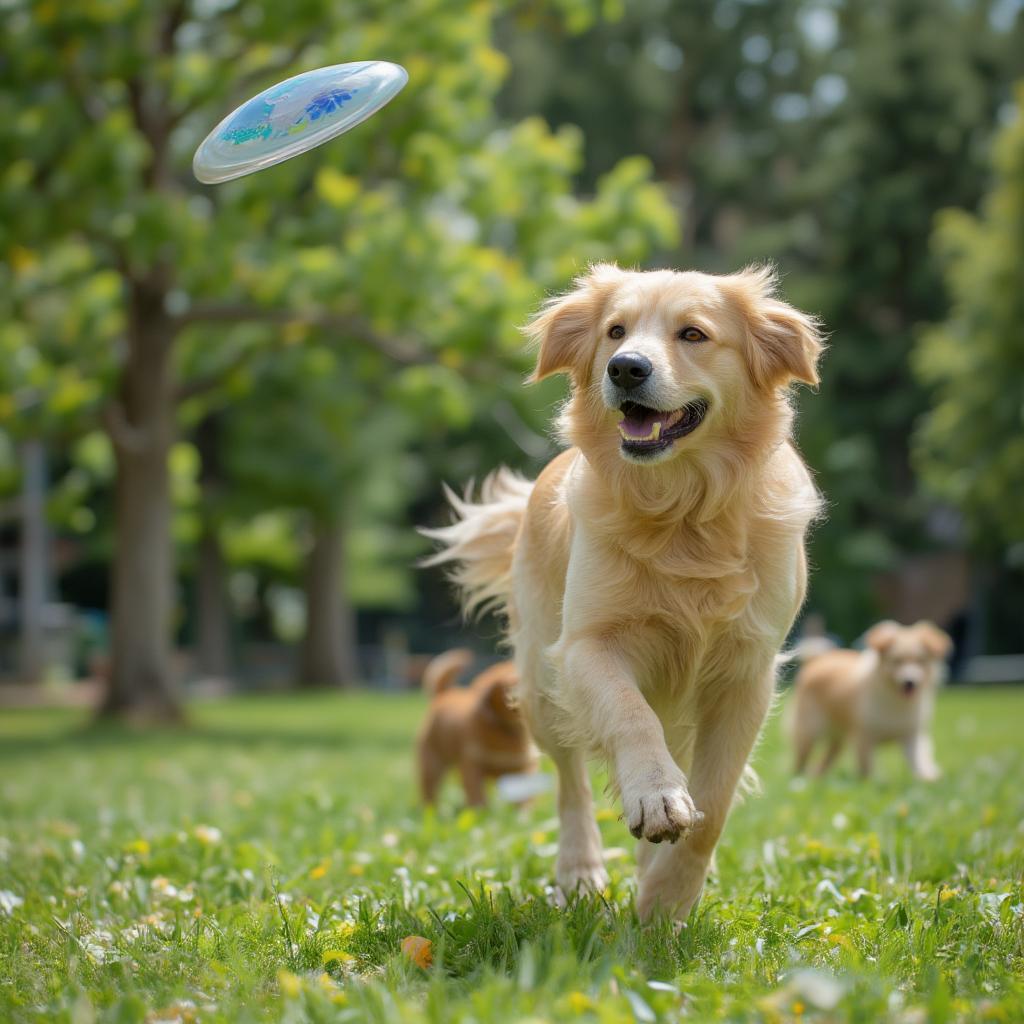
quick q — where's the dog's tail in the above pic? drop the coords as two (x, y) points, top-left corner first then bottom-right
(775, 635), (837, 671)
(422, 648), (475, 697)
(419, 468), (534, 623)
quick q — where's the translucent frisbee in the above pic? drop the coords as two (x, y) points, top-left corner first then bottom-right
(495, 771), (553, 804)
(193, 60), (408, 184)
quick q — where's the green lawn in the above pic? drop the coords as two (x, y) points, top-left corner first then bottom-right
(1, 687), (1021, 1023)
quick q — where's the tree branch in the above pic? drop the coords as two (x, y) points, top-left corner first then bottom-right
(159, 0), (187, 57)
(126, 75), (148, 139)
(175, 341), (275, 404)
(170, 34), (315, 130)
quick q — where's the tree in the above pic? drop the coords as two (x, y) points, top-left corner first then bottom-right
(914, 88), (1024, 552)
(498, 0), (1024, 636)
(1, 0), (675, 715)
(192, 413), (230, 679)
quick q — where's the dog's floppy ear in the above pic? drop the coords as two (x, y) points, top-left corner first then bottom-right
(727, 265), (825, 391)
(526, 263), (622, 383)
(485, 678), (519, 722)
(865, 620), (901, 654)
(914, 621), (953, 660)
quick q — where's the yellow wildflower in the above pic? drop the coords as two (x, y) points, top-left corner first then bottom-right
(277, 969), (302, 998)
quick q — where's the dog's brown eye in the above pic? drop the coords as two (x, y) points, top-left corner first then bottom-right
(678, 326), (707, 343)
(608, 324), (626, 340)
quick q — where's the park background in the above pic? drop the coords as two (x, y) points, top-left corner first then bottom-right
(2, 0), (1023, 714)
(2, 3), (1024, 1023)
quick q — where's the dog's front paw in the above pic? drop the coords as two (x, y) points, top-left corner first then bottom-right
(555, 856), (609, 901)
(915, 764), (941, 782)
(622, 771), (703, 844)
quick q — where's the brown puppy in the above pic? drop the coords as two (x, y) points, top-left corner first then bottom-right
(417, 649), (537, 806)
(790, 620), (952, 780)
(424, 264), (824, 920)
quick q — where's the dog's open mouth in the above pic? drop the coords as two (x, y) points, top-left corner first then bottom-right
(617, 399), (708, 455)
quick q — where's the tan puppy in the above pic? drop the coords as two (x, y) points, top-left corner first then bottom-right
(417, 649), (537, 806)
(424, 264), (824, 920)
(790, 620), (952, 780)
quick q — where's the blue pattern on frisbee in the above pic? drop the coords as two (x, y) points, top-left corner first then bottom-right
(306, 89), (357, 120)
(220, 88), (360, 145)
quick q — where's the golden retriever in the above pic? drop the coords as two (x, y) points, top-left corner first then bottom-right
(423, 263), (824, 920)
(790, 620), (951, 780)
(417, 649), (537, 806)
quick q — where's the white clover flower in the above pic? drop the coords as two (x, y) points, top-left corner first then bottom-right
(0, 890), (23, 915)
(193, 824), (223, 845)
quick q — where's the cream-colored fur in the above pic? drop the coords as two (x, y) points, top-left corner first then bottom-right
(423, 263), (824, 921)
(790, 620), (951, 780)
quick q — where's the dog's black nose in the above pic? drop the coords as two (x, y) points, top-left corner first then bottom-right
(902, 679), (917, 694)
(607, 352), (652, 390)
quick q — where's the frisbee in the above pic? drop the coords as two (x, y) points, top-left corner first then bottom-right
(495, 771), (553, 804)
(193, 60), (408, 184)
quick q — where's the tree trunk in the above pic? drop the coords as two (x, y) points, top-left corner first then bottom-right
(194, 415), (231, 679)
(298, 516), (357, 688)
(98, 289), (182, 722)
(196, 528), (230, 679)
(18, 439), (48, 684)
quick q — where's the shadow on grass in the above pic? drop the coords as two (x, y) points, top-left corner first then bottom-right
(0, 691), (420, 759)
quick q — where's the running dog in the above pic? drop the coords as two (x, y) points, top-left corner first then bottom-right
(417, 649), (537, 806)
(790, 620), (951, 780)
(424, 263), (824, 919)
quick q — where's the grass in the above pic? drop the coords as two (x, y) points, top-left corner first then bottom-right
(1, 687), (1022, 1023)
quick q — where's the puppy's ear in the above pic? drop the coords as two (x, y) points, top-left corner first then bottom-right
(865, 620), (901, 654)
(526, 263), (622, 383)
(915, 621), (953, 660)
(486, 679), (519, 721)
(727, 265), (825, 391)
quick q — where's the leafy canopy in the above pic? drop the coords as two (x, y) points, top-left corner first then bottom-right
(914, 87), (1024, 552)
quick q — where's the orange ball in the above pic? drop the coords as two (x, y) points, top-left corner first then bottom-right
(400, 934), (433, 969)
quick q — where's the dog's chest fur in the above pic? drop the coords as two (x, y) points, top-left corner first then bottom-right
(860, 679), (931, 741)
(563, 495), (786, 702)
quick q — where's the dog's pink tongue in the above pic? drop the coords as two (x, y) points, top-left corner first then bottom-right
(619, 407), (683, 441)
(620, 407), (661, 439)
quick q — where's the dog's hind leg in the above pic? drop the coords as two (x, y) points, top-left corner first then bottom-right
(458, 758), (487, 807)
(418, 744), (446, 805)
(548, 743), (608, 898)
(793, 730), (816, 775)
(791, 698), (820, 775)
(815, 734), (844, 776)
(790, 737), (815, 774)
(855, 733), (874, 778)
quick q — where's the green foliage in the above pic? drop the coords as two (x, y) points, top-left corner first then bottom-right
(5, 0), (1022, 651)
(783, 0), (1019, 628)
(914, 89), (1024, 552)
(0, 243), (120, 438)
(1, 688), (1022, 1021)
(0, 0), (677, 631)
(498, 0), (1024, 637)
(499, 0), (826, 208)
